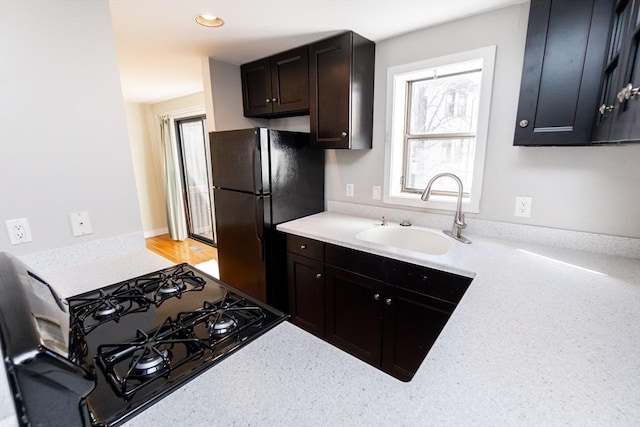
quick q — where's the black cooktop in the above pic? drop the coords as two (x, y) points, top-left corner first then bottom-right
(66, 263), (287, 426)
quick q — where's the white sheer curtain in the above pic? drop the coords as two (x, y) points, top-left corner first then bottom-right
(159, 115), (188, 241)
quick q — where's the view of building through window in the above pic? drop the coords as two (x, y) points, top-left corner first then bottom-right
(385, 46), (495, 212)
(403, 67), (482, 196)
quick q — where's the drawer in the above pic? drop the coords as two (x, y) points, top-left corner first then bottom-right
(324, 244), (387, 282)
(386, 260), (472, 304)
(286, 234), (324, 261)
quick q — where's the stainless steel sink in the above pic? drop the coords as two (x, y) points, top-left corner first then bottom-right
(355, 226), (452, 255)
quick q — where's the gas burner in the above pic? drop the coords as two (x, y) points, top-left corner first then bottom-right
(207, 314), (238, 338)
(157, 279), (186, 296)
(130, 348), (171, 377)
(67, 283), (150, 334)
(95, 302), (124, 319)
(135, 264), (206, 305)
(97, 318), (205, 399)
(176, 293), (267, 347)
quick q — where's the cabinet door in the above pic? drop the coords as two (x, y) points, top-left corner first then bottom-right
(241, 58), (272, 117)
(593, 0), (635, 141)
(310, 33), (351, 147)
(381, 286), (455, 382)
(309, 32), (374, 149)
(325, 265), (383, 367)
(609, 0), (640, 141)
(271, 46), (309, 115)
(514, 0), (612, 146)
(287, 253), (325, 337)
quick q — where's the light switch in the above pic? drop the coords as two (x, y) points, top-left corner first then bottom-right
(346, 183), (354, 197)
(372, 186), (381, 200)
(70, 211), (93, 236)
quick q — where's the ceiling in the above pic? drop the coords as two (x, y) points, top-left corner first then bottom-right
(109, 0), (526, 104)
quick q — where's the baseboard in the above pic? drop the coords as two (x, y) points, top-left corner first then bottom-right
(144, 227), (169, 238)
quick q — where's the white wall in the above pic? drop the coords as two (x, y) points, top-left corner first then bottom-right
(324, 3), (640, 238)
(125, 103), (167, 237)
(0, 0), (143, 255)
(203, 58), (266, 132)
(125, 92), (208, 237)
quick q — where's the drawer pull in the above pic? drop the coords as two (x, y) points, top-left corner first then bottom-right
(300, 245), (307, 250)
(373, 293), (380, 301)
(316, 273), (322, 279)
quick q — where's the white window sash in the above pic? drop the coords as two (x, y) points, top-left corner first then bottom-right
(383, 45), (496, 214)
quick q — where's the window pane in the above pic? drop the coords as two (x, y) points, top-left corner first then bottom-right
(404, 137), (476, 194)
(408, 70), (481, 135)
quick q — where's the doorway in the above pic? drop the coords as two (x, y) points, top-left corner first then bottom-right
(175, 116), (216, 245)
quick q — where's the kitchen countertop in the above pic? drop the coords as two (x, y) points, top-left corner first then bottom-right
(133, 212), (639, 426)
(2, 213), (640, 426)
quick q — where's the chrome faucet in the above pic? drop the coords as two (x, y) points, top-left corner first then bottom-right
(420, 173), (471, 244)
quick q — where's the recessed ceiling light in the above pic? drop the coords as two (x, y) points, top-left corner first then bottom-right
(194, 14), (224, 28)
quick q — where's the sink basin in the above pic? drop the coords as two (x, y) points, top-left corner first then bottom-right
(355, 226), (452, 255)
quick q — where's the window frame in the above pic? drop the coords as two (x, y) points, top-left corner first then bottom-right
(383, 45), (496, 213)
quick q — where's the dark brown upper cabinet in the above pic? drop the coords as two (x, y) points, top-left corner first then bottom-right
(241, 46), (309, 118)
(309, 31), (375, 149)
(514, 0), (613, 146)
(592, 0), (640, 142)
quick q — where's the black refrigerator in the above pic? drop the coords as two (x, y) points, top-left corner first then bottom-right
(209, 128), (324, 312)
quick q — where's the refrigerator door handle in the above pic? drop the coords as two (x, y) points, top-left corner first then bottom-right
(252, 143), (259, 194)
(254, 196), (265, 261)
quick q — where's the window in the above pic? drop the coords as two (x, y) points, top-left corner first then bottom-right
(383, 46), (496, 213)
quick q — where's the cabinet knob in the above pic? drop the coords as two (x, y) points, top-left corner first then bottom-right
(598, 104), (614, 115)
(341, 131), (348, 138)
(265, 98), (271, 103)
(385, 298), (392, 306)
(272, 98), (278, 103)
(420, 274), (428, 282)
(300, 244), (307, 249)
(373, 293), (380, 301)
(518, 119), (529, 128)
(316, 273), (322, 279)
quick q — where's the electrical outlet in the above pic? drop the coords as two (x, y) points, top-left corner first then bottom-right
(372, 186), (381, 200)
(70, 211), (93, 236)
(346, 183), (354, 197)
(5, 218), (33, 244)
(515, 196), (532, 218)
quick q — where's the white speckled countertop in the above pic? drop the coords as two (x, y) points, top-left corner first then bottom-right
(132, 212), (639, 426)
(2, 214), (639, 426)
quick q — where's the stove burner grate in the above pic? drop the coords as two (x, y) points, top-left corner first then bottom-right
(96, 317), (205, 399)
(177, 293), (267, 344)
(67, 283), (150, 335)
(135, 264), (206, 305)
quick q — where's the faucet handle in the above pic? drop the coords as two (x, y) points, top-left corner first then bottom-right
(457, 213), (467, 228)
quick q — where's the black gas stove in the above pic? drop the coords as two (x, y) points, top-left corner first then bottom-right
(0, 253), (288, 426)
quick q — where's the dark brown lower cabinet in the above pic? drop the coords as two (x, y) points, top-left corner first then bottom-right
(381, 286), (455, 382)
(325, 266), (383, 367)
(287, 253), (325, 337)
(285, 234), (472, 382)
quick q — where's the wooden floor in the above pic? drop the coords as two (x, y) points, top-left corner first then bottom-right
(146, 234), (217, 264)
